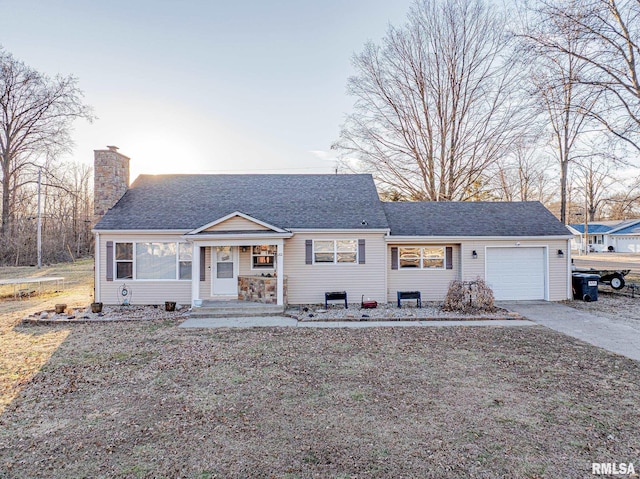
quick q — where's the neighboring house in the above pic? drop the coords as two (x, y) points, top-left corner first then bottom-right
(92, 147), (573, 306)
(569, 219), (640, 253)
(608, 221), (640, 253)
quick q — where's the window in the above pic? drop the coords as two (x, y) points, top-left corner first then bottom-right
(115, 243), (133, 279)
(399, 246), (445, 269)
(178, 243), (192, 279)
(136, 242), (177, 279)
(313, 240), (357, 264)
(252, 245), (276, 269)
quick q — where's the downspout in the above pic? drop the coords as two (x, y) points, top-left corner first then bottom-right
(95, 232), (101, 302)
(384, 229), (390, 303)
(566, 238), (572, 300)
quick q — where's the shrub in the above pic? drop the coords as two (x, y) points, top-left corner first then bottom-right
(443, 278), (496, 313)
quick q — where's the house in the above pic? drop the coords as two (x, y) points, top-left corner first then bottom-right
(569, 219), (640, 253)
(92, 147), (573, 306)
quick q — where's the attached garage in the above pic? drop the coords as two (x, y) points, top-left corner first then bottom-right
(485, 247), (546, 300)
(614, 236), (640, 253)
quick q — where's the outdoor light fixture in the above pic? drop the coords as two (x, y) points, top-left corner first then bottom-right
(472, 250), (478, 259)
(558, 249), (564, 257)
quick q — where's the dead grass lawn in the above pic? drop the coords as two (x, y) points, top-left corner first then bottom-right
(1, 320), (639, 478)
(0, 260), (93, 414)
(1, 260), (639, 478)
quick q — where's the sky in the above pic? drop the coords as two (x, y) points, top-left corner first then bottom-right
(1, 0), (414, 181)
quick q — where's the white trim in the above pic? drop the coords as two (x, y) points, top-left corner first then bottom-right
(276, 239), (284, 306)
(384, 233), (389, 300)
(95, 232), (101, 302)
(386, 235), (572, 243)
(184, 233), (293, 241)
(188, 238), (292, 247)
(566, 239), (572, 300)
(191, 242), (200, 306)
(187, 211), (288, 235)
(289, 228), (390, 233)
(484, 245), (549, 301)
(93, 229), (191, 234)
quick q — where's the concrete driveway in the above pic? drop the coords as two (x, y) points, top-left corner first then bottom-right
(500, 301), (640, 362)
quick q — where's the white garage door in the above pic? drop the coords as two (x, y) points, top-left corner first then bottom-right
(486, 247), (546, 300)
(615, 236), (640, 253)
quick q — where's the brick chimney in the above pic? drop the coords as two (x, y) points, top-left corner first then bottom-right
(94, 146), (130, 225)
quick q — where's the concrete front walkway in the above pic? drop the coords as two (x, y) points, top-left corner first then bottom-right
(179, 317), (536, 329)
(500, 301), (640, 362)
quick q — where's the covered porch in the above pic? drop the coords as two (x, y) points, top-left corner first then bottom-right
(188, 235), (290, 307)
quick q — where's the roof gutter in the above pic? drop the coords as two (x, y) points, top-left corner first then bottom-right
(385, 235), (574, 243)
(182, 232), (294, 240)
(92, 229), (192, 234)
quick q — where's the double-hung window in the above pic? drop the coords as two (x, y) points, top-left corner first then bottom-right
(399, 246), (445, 269)
(115, 243), (133, 279)
(313, 240), (357, 264)
(178, 243), (192, 279)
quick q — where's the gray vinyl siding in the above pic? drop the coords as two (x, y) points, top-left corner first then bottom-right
(284, 232), (387, 305)
(98, 233), (191, 305)
(387, 244), (461, 302)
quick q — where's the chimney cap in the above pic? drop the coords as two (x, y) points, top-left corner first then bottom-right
(107, 145), (119, 151)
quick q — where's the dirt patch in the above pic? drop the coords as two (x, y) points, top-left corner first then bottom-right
(1, 320), (639, 478)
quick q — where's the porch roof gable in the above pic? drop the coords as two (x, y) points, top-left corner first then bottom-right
(186, 211), (288, 235)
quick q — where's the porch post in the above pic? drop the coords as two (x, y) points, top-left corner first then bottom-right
(191, 242), (200, 306)
(276, 239), (284, 306)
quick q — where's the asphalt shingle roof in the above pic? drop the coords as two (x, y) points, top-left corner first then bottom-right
(95, 174), (571, 237)
(610, 221), (640, 235)
(94, 174), (390, 231)
(382, 201), (571, 237)
(569, 224), (613, 234)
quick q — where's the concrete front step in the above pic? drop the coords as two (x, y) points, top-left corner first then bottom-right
(190, 304), (285, 318)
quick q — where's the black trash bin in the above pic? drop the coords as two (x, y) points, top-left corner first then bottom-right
(572, 273), (600, 302)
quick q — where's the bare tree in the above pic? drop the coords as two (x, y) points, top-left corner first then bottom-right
(491, 140), (555, 203)
(532, 0), (640, 154)
(0, 47), (92, 240)
(572, 155), (616, 220)
(333, 0), (526, 201)
(519, 2), (600, 223)
(0, 160), (94, 265)
(602, 176), (640, 218)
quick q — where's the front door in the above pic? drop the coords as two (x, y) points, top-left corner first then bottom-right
(212, 246), (238, 296)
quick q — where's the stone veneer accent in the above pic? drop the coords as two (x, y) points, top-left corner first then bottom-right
(238, 275), (287, 305)
(94, 146), (130, 226)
